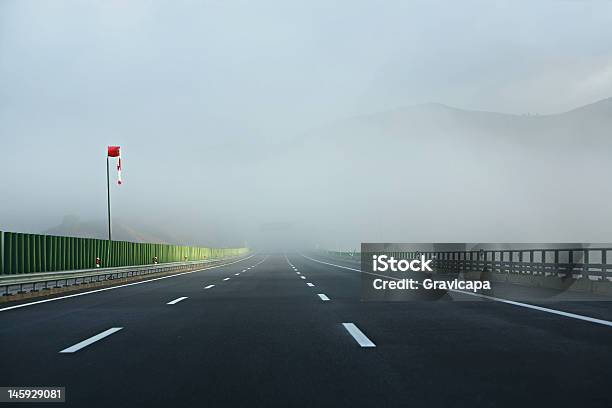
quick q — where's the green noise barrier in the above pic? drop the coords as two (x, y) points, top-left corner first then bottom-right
(0, 230), (248, 275)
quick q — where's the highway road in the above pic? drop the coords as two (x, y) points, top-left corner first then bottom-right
(2, 253), (612, 407)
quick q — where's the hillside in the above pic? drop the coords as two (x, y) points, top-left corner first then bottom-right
(268, 97), (612, 244)
(43, 215), (205, 246)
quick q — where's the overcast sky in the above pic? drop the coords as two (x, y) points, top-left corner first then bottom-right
(1, 0), (611, 248)
(2, 1), (611, 131)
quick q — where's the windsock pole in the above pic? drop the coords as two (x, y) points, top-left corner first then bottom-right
(107, 155), (112, 242)
(106, 145), (122, 267)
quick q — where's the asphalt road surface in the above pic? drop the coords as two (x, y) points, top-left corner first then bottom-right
(2, 253), (612, 407)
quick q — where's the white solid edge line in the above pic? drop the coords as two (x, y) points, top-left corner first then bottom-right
(204, 284), (215, 289)
(166, 296), (188, 305)
(223, 277), (230, 281)
(318, 294), (330, 301)
(342, 323), (375, 348)
(0, 255), (256, 313)
(60, 327), (123, 353)
(306, 283), (315, 287)
(455, 291), (612, 327)
(301, 254), (612, 328)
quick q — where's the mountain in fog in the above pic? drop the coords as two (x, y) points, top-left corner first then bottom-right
(301, 96), (612, 148)
(268, 97), (612, 247)
(562, 96), (612, 117)
(44, 215), (177, 243)
(43, 215), (229, 247)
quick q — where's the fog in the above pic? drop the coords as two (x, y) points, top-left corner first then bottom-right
(1, 1), (612, 252)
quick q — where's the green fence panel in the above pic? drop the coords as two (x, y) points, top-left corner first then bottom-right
(0, 230), (248, 275)
(9, 233), (14, 274)
(25, 234), (33, 274)
(58, 236), (64, 271)
(65, 237), (71, 271)
(34, 234), (41, 273)
(5, 233), (11, 274)
(61, 236), (67, 271)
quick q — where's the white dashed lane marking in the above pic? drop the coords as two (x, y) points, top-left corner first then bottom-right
(342, 323), (376, 348)
(60, 328), (123, 353)
(166, 297), (188, 305)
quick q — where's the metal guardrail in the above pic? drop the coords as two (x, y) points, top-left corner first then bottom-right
(326, 251), (360, 260)
(361, 248), (612, 281)
(0, 256), (244, 296)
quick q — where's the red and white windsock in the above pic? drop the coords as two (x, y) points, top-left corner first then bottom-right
(107, 146), (123, 185)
